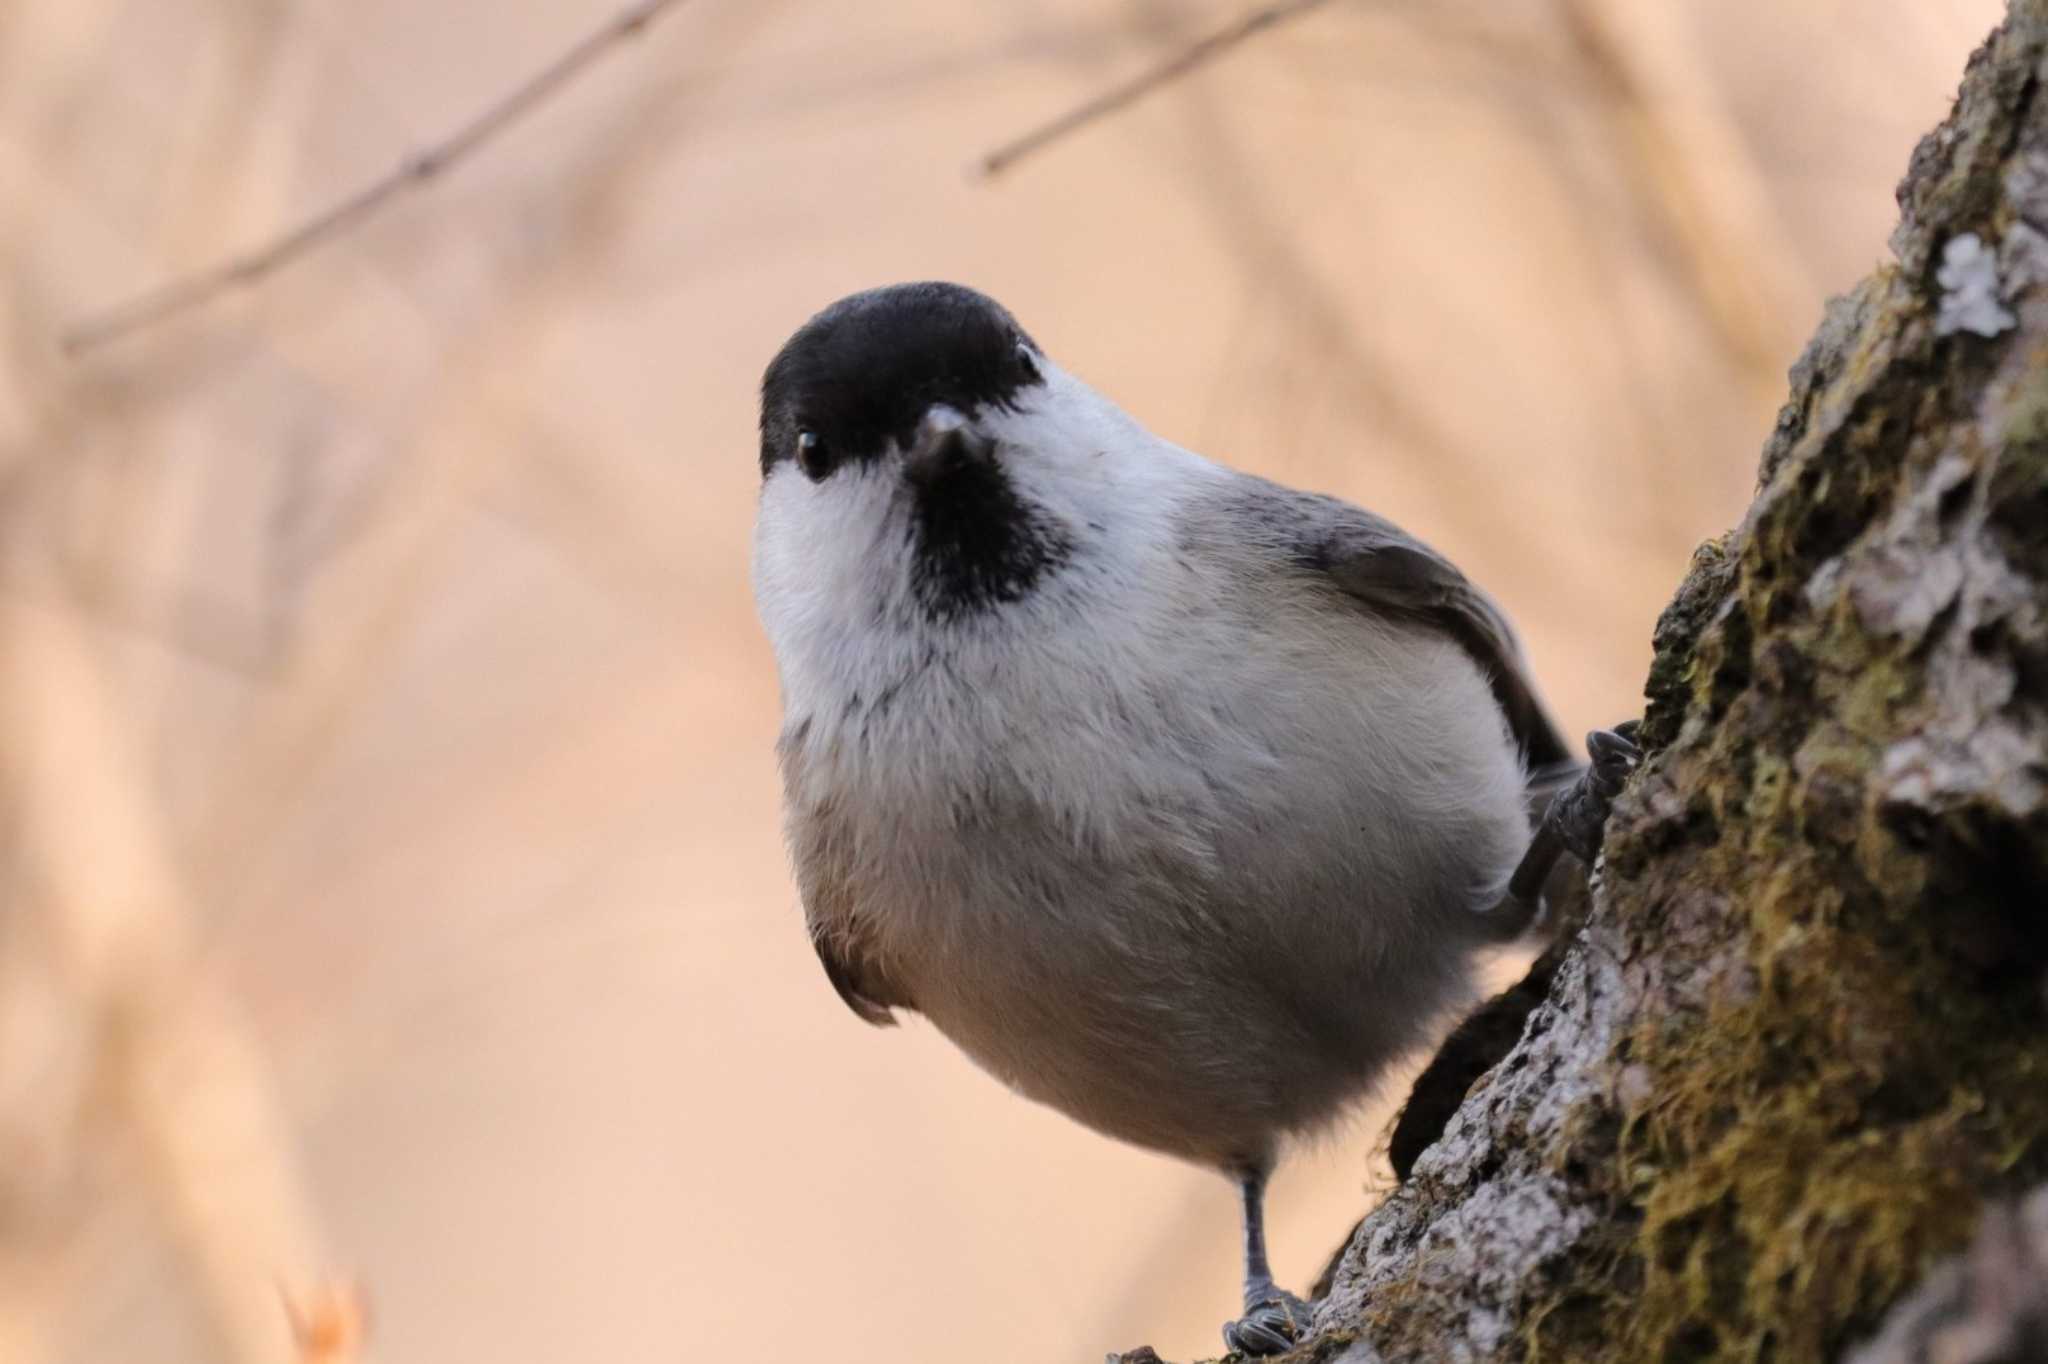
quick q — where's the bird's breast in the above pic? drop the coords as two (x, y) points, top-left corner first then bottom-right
(783, 580), (1525, 954)
(776, 585), (1531, 1162)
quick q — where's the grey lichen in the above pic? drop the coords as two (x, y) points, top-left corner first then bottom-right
(1316, 944), (1623, 1361)
(1934, 233), (2018, 337)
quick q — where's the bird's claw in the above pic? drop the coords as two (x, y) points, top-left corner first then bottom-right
(1222, 1290), (1312, 1358)
(1548, 723), (1643, 864)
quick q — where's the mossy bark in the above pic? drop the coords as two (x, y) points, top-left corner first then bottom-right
(1297, 5), (2048, 1361)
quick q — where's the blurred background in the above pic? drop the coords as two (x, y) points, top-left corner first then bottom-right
(0, 1), (2001, 1360)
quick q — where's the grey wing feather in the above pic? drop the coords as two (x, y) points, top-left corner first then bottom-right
(1290, 492), (1574, 770)
(811, 923), (902, 1027)
(780, 745), (912, 1028)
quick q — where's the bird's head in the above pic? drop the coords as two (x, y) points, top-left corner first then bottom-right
(755, 282), (1148, 634)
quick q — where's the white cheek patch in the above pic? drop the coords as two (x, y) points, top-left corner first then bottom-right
(755, 467), (875, 615)
(752, 462), (926, 716)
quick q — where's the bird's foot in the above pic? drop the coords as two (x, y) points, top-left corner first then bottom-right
(1545, 721), (1642, 864)
(1222, 1287), (1313, 1357)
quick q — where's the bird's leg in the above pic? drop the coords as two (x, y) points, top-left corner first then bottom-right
(1504, 722), (1643, 915)
(1221, 1167), (1313, 1357)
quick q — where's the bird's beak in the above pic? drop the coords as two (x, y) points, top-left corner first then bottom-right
(903, 405), (993, 486)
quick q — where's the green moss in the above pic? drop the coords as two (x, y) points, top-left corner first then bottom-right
(1642, 535), (1738, 748)
(1896, 29), (2045, 275)
(1988, 351), (2048, 560)
(1515, 780), (2048, 1363)
(1508, 19), (2048, 1358)
(1307, 16), (2048, 1364)
(1585, 854), (2048, 1361)
(1515, 490), (2048, 1360)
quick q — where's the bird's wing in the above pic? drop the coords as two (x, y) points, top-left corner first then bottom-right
(778, 766), (912, 1027)
(810, 922), (903, 1028)
(1233, 481), (1574, 771)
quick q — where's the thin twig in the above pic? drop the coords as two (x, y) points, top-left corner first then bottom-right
(3, 596), (348, 1364)
(973, 0), (1339, 180)
(58, 0), (695, 355)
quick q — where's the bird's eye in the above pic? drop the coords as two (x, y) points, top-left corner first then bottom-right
(796, 429), (832, 481)
(1014, 341), (1040, 381)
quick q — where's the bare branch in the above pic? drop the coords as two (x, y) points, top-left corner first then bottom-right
(58, 0), (696, 356)
(972, 0), (1338, 180)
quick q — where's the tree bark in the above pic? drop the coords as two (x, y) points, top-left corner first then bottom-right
(1163, 4), (2048, 1360)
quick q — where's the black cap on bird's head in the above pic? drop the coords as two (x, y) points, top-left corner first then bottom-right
(758, 282), (1046, 482)
(756, 282), (1070, 618)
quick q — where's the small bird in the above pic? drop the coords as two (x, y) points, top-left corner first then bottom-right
(751, 282), (1635, 1355)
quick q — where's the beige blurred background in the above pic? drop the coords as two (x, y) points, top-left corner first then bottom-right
(0, 1), (2000, 1361)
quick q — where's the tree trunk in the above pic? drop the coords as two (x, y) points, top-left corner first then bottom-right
(1178, 4), (2048, 1360)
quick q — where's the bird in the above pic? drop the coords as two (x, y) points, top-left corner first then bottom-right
(750, 281), (1637, 1355)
